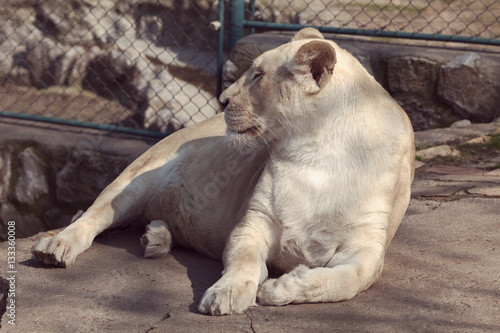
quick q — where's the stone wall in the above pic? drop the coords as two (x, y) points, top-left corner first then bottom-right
(0, 142), (130, 240)
(225, 32), (500, 131)
(0, 120), (155, 241)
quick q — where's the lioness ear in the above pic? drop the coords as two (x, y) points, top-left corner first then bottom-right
(293, 28), (324, 41)
(290, 41), (336, 94)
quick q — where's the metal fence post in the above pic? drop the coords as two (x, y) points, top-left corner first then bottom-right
(228, 0), (244, 52)
(217, 0), (225, 97)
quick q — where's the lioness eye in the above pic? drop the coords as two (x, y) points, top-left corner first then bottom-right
(250, 69), (264, 83)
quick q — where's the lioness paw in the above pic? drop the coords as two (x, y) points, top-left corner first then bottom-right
(140, 220), (172, 258)
(257, 278), (296, 306)
(198, 281), (257, 315)
(31, 236), (77, 268)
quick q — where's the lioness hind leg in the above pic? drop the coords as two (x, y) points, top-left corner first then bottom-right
(31, 212), (84, 267)
(140, 220), (173, 258)
(31, 211), (103, 268)
(31, 236), (77, 268)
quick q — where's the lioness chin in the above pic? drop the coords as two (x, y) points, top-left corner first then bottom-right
(31, 28), (415, 316)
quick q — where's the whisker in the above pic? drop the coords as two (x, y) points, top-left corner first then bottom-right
(249, 37), (262, 59)
(259, 118), (284, 151)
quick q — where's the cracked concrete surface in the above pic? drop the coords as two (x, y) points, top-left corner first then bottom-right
(0, 195), (499, 332)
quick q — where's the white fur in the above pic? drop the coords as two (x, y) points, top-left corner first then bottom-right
(141, 220), (172, 258)
(32, 28), (414, 315)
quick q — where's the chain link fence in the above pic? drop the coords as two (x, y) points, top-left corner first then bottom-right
(248, 0), (500, 41)
(0, 0), (222, 137)
(0, 0), (499, 138)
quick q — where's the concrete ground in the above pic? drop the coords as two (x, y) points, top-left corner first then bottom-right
(0, 196), (498, 332)
(1, 123), (499, 332)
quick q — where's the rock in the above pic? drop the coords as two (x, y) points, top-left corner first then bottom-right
(397, 102), (458, 131)
(0, 20), (37, 86)
(438, 53), (500, 122)
(414, 160), (426, 169)
(386, 57), (437, 96)
(140, 67), (182, 132)
(0, 145), (51, 240)
(414, 123), (498, 146)
(296, 10), (317, 26)
(56, 150), (130, 207)
(385, 56), (459, 130)
(489, 127), (500, 136)
(484, 169), (500, 176)
(222, 60), (239, 89)
(464, 136), (491, 144)
(43, 208), (73, 230)
(84, 2), (134, 44)
(416, 145), (460, 160)
(423, 165), (486, 176)
(65, 45), (104, 87)
(35, 0), (94, 44)
(466, 187), (500, 197)
(139, 58), (219, 133)
(0, 147), (13, 204)
(24, 37), (70, 88)
(82, 49), (141, 109)
(295, 7), (338, 27)
(0, 203), (46, 238)
(144, 96), (183, 133)
(209, 21), (221, 31)
(450, 119), (472, 128)
(14, 147), (50, 207)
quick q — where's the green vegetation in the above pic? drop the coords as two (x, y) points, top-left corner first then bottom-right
(488, 135), (500, 149)
(416, 135), (500, 169)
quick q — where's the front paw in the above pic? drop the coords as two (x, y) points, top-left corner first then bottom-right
(257, 278), (295, 306)
(31, 236), (77, 267)
(198, 281), (257, 315)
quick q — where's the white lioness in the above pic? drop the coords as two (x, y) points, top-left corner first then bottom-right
(32, 28), (415, 315)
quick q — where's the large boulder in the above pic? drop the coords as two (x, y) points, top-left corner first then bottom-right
(385, 56), (460, 130)
(56, 149), (129, 207)
(386, 57), (437, 96)
(0, 147), (13, 204)
(0, 19), (37, 86)
(438, 53), (500, 123)
(0, 146), (51, 239)
(13, 147), (50, 207)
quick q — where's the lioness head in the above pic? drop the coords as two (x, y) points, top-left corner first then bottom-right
(220, 28), (338, 148)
